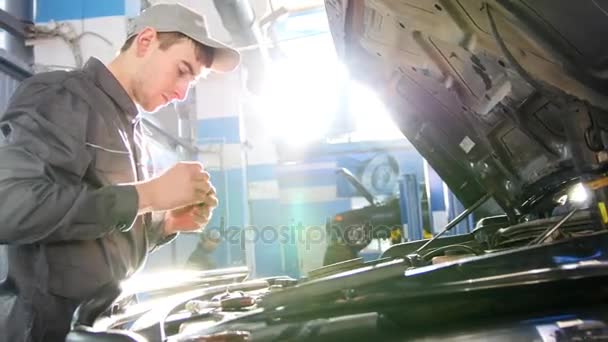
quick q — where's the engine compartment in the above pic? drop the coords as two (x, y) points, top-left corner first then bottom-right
(65, 203), (602, 342)
(383, 208), (596, 268)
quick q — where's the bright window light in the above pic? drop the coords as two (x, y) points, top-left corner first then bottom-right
(256, 61), (404, 145)
(257, 58), (344, 146)
(348, 82), (405, 142)
(254, 11), (405, 146)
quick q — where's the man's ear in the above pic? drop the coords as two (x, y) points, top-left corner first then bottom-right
(135, 27), (157, 57)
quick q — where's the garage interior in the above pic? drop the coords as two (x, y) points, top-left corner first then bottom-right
(5, 0), (608, 340)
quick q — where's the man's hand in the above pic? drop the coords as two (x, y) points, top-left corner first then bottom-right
(164, 197), (218, 235)
(134, 162), (214, 213)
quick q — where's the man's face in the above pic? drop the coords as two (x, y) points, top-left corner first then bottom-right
(133, 33), (206, 112)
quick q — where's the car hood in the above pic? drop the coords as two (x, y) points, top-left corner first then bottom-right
(325, 0), (608, 216)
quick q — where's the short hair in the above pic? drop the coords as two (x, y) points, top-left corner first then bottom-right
(120, 31), (215, 68)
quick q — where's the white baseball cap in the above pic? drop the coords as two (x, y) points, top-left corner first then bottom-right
(128, 3), (241, 73)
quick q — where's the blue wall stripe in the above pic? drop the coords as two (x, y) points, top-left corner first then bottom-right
(207, 168), (248, 268)
(206, 169), (248, 228)
(249, 200), (285, 277)
(279, 199), (352, 226)
(336, 150), (424, 197)
(249, 199), (352, 277)
(254, 237), (283, 276)
(36, 0), (125, 22)
(275, 150), (424, 191)
(197, 117), (241, 145)
(249, 199), (282, 227)
(125, 0), (141, 18)
(279, 199), (351, 279)
(247, 164), (277, 182)
(278, 140), (413, 162)
(251, 151), (425, 204)
(337, 150), (424, 180)
(279, 199), (351, 278)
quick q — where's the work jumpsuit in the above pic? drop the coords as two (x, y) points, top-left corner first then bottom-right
(0, 58), (175, 341)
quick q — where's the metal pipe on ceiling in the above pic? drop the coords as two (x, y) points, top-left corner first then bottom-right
(1, 0), (33, 67)
(213, 0), (267, 93)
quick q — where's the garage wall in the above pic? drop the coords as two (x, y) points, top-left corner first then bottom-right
(33, 0), (134, 69)
(244, 138), (426, 278)
(0, 0), (33, 282)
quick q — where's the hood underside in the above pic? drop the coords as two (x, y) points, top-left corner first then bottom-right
(326, 0), (608, 216)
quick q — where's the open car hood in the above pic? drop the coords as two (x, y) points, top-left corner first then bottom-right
(325, 0), (608, 217)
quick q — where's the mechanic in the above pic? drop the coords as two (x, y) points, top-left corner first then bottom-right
(0, 3), (239, 341)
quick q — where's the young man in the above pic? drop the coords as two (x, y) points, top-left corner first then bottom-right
(0, 3), (239, 341)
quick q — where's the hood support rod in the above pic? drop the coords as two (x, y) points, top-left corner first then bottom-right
(414, 192), (492, 255)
